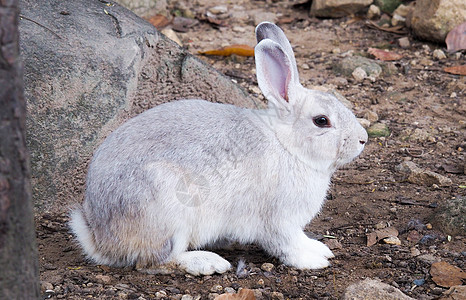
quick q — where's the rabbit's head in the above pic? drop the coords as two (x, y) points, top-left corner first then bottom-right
(254, 22), (367, 171)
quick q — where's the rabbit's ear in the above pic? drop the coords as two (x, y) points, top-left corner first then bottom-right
(255, 22), (299, 86)
(255, 39), (297, 109)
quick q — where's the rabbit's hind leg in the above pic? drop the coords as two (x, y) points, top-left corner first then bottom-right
(174, 250), (231, 276)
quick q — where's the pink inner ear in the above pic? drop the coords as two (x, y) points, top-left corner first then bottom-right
(265, 51), (291, 103)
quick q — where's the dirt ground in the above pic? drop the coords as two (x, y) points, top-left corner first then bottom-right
(37, 1), (465, 299)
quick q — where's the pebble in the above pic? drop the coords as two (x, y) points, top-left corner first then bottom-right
(398, 37), (410, 48)
(352, 67), (367, 81)
(367, 4), (381, 20)
(383, 236), (401, 245)
(40, 281), (53, 293)
(410, 247), (421, 257)
(391, 14), (406, 26)
(208, 5), (228, 15)
(261, 262), (275, 272)
(271, 291), (285, 300)
(417, 254), (440, 265)
(363, 110), (379, 123)
(155, 291), (167, 299)
(211, 285), (223, 293)
(224, 287), (235, 294)
(95, 274), (112, 284)
(257, 278), (265, 286)
(232, 26), (246, 33)
(433, 49), (446, 60)
(357, 118), (371, 128)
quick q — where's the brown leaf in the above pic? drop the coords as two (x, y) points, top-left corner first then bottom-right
(199, 45), (254, 57)
(365, 20), (407, 34)
(367, 227), (399, 247)
(444, 65), (466, 76)
(215, 288), (256, 300)
(446, 22), (466, 52)
(430, 261), (466, 288)
(368, 47), (403, 61)
(146, 14), (171, 30)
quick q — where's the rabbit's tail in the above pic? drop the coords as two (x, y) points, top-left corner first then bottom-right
(69, 207), (110, 265)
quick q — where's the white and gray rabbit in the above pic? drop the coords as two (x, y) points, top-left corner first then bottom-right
(70, 22), (368, 275)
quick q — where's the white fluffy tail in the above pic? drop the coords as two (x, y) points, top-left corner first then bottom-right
(69, 207), (109, 265)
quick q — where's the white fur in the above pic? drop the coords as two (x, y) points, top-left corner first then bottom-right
(69, 22), (368, 275)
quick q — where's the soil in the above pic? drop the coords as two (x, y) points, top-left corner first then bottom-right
(37, 1), (465, 299)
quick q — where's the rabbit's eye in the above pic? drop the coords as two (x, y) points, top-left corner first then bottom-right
(313, 115), (331, 128)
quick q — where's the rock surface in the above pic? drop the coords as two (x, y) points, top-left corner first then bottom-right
(409, 0), (466, 43)
(342, 278), (415, 300)
(430, 196), (465, 236)
(19, 0), (258, 211)
(310, 0), (373, 18)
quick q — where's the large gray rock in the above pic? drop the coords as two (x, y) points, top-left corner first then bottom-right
(19, 0), (259, 212)
(409, 0), (466, 43)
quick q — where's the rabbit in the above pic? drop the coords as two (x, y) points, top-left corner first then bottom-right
(69, 22), (368, 276)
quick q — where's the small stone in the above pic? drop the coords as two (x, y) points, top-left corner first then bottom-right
(357, 118), (371, 129)
(391, 13), (406, 26)
(410, 247), (421, 257)
(367, 4), (381, 20)
(363, 110), (379, 123)
(223, 287), (235, 294)
(40, 281), (54, 293)
(332, 48), (341, 54)
(232, 26), (246, 33)
(417, 254), (440, 265)
(181, 295), (193, 300)
(301, 63), (310, 70)
(155, 291), (167, 299)
(325, 238), (343, 250)
(257, 278), (265, 286)
(208, 5), (228, 15)
(352, 67), (367, 81)
(398, 37), (410, 48)
(394, 4), (412, 17)
(383, 236), (401, 245)
(261, 263), (274, 272)
(95, 274), (112, 284)
(210, 285), (223, 293)
(208, 293), (219, 300)
(271, 291), (285, 300)
(450, 92), (457, 98)
(433, 49), (447, 60)
(367, 123), (390, 137)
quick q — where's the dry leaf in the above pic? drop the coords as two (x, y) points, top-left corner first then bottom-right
(215, 288), (256, 300)
(444, 65), (466, 76)
(367, 226), (399, 247)
(368, 47), (403, 61)
(430, 261), (466, 288)
(366, 20), (407, 34)
(147, 14), (171, 30)
(199, 45), (254, 57)
(446, 22), (466, 52)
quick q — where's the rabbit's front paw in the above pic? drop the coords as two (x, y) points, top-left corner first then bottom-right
(281, 237), (334, 270)
(175, 251), (231, 276)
